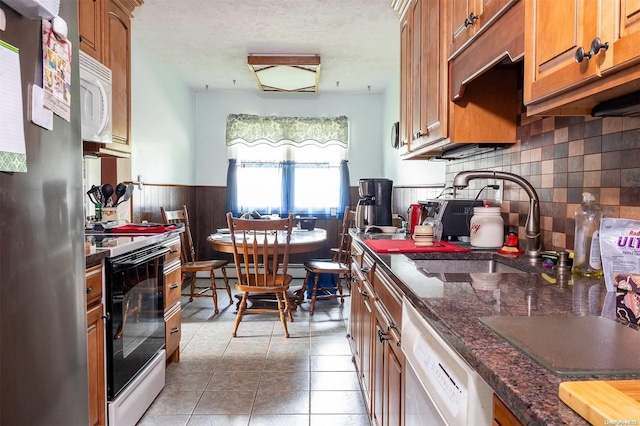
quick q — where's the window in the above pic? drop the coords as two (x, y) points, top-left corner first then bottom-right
(225, 115), (350, 217)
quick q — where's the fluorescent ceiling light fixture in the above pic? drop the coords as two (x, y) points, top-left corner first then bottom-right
(248, 55), (321, 93)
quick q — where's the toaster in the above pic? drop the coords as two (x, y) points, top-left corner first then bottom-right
(418, 199), (483, 239)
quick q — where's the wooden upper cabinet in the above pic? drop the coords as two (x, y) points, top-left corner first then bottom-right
(449, 0), (480, 55)
(105, 0), (133, 152)
(524, 0), (640, 115)
(448, 0), (517, 59)
(399, 16), (410, 154)
(401, 0), (447, 156)
(615, 0), (640, 66)
(524, 0), (599, 107)
(79, 0), (103, 61)
(80, 0), (141, 156)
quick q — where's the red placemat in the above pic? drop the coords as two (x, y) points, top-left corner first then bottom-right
(112, 224), (177, 233)
(364, 239), (471, 253)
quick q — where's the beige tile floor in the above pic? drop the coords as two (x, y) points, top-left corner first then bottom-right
(138, 278), (371, 426)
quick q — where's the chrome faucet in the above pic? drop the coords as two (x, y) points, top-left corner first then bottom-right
(453, 170), (541, 258)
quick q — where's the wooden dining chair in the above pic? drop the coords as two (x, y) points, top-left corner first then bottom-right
(299, 206), (356, 315)
(226, 212), (295, 338)
(161, 205), (232, 314)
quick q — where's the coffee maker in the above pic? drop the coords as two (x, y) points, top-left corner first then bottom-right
(356, 178), (393, 230)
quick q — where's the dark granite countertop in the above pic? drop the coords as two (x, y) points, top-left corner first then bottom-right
(352, 231), (638, 426)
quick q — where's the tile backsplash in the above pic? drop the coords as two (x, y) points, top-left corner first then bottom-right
(446, 115), (640, 252)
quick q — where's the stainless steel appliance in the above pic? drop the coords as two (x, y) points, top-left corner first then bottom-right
(356, 178), (393, 229)
(402, 298), (493, 425)
(419, 199), (483, 240)
(0, 3), (89, 424)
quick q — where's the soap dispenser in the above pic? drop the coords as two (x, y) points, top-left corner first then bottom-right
(571, 192), (603, 278)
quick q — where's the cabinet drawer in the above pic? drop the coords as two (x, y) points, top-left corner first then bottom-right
(85, 264), (103, 307)
(373, 268), (402, 328)
(164, 304), (181, 360)
(164, 237), (181, 263)
(164, 261), (182, 309)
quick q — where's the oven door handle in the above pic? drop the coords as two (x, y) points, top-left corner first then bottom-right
(112, 246), (170, 267)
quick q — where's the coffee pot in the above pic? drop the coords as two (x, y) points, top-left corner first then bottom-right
(355, 197), (375, 230)
(356, 178), (393, 230)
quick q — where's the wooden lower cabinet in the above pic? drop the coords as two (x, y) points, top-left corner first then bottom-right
(350, 239), (405, 425)
(163, 236), (182, 363)
(373, 301), (404, 426)
(164, 302), (181, 364)
(86, 263), (106, 426)
(349, 257), (375, 411)
(493, 394), (524, 426)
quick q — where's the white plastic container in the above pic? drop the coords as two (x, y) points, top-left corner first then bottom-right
(572, 192), (603, 278)
(470, 206), (504, 248)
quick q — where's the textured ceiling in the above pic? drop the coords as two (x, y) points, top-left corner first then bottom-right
(132, 0), (400, 94)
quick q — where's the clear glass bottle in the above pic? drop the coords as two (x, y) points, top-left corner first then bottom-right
(572, 192), (603, 278)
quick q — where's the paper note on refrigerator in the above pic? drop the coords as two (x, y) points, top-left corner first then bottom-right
(0, 40), (27, 173)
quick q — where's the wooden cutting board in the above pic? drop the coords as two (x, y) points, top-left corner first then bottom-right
(559, 380), (640, 424)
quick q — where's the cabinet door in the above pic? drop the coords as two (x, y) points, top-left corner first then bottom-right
(404, 0), (447, 155)
(399, 16), (410, 154)
(524, 0), (600, 106)
(360, 279), (374, 411)
(410, 0), (422, 146)
(612, 0), (640, 67)
(372, 303), (404, 426)
(387, 340), (403, 426)
(449, 0), (477, 55)
(104, 0), (132, 152)
(79, 0), (103, 61)
(349, 274), (362, 370)
(415, 0), (447, 151)
(87, 303), (106, 426)
(450, 0), (519, 57)
(372, 316), (385, 426)
(493, 394), (524, 426)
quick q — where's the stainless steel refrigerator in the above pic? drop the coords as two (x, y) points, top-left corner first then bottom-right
(0, 2), (88, 424)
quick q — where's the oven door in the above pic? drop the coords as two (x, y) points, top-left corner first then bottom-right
(105, 245), (168, 400)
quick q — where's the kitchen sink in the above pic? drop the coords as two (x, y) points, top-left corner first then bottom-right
(414, 258), (528, 274)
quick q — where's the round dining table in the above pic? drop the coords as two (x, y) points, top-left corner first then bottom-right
(207, 228), (328, 310)
(207, 228), (327, 255)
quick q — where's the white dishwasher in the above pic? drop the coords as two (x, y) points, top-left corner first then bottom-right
(401, 298), (493, 426)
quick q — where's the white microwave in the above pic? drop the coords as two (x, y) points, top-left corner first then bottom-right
(79, 51), (112, 143)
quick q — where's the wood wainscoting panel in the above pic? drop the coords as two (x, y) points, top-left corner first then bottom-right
(132, 184), (350, 264)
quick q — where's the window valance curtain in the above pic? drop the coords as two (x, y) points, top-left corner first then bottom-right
(226, 114), (349, 148)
